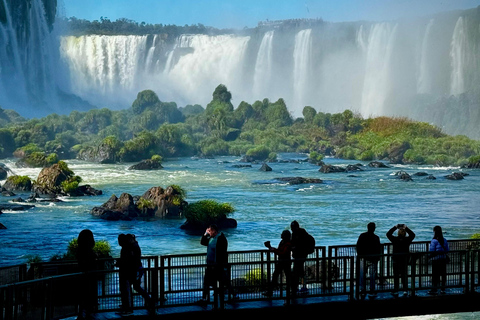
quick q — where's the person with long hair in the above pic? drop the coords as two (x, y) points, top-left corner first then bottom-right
(76, 229), (97, 320)
(429, 225), (449, 294)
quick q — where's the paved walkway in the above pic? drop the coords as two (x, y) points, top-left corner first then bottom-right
(61, 290), (480, 320)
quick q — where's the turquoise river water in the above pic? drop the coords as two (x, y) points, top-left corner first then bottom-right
(0, 154), (479, 267)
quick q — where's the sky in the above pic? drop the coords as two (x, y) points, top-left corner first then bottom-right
(60, 0), (480, 29)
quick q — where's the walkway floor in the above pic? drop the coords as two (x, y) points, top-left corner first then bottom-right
(61, 289), (480, 320)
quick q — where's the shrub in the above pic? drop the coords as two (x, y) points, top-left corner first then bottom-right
(65, 238), (112, 260)
(183, 199), (234, 225)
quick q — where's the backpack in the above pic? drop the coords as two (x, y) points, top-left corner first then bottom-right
(304, 232), (316, 254)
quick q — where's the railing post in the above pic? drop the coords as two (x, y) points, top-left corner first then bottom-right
(349, 256), (355, 301)
(4, 285), (13, 320)
(152, 257), (159, 309)
(409, 252), (416, 297)
(464, 251), (470, 294)
(159, 257), (165, 307)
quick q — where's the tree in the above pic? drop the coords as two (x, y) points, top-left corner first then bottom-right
(302, 106), (317, 123)
(132, 90), (161, 114)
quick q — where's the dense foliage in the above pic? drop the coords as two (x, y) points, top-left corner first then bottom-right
(0, 84), (479, 167)
(63, 17), (241, 39)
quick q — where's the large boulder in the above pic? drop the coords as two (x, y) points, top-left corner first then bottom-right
(128, 159), (163, 170)
(33, 162), (102, 197)
(91, 193), (138, 220)
(319, 165), (345, 173)
(368, 161), (390, 168)
(90, 186), (187, 220)
(274, 177), (322, 185)
(445, 172), (468, 180)
(140, 186), (187, 218)
(33, 163), (70, 195)
(2, 175), (32, 192)
(77, 142), (118, 164)
(387, 141), (411, 164)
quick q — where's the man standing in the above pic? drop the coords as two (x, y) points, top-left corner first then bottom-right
(356, 222), (381, 298)
(200, 224), (228, 308)
(290, 220), (310, 295)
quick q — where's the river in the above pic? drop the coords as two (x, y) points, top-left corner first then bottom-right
(1, 154), (479, 267)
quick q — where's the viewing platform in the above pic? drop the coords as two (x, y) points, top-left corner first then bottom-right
(2, 239), (480, 319)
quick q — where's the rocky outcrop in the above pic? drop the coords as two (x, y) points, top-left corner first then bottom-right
(394, 171), (413, 181)
(274, 177), (322, 185)
(77, 142), (118, 164)
(368, 161), (390, 168)
(319, 164), (345, 173)
(128, 159), (163, 170)
(2, 175), (32, 192)
(387, 141), (411, 164)
(260, 163), (272, 171)
(91, 193), (137, 220)
(90, 186), (187, 220)
(445, 172), (468, 180)
(33, 162), (102, 197)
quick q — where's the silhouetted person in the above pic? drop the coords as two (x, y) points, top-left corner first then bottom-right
(386, 224), (415, 296)
(76, 229), (97, 320)
(290, 220), (310, 295)
(117, 234), (153, 315)
(429, 225), (449, 294)
(356, 222), (381, 298)
(263, 230), (292, 298)
(200, 224), (228, 308)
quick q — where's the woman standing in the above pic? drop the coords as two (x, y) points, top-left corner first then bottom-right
(76, 229), (97, 320)
(429, 226), (449, 294)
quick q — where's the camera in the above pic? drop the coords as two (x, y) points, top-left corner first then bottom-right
(264, 241), (271, 248)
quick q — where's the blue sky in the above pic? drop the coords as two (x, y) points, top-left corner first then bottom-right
(61, 0), (480, 29)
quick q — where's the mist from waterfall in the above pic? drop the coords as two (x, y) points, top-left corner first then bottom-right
(1, 1), (480, 137)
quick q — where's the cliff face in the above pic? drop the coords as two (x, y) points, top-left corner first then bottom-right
(2, 3), (480, 139)
(59, 9), (480, 138)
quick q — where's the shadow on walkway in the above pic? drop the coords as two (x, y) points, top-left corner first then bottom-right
(61, 290), (480, 320)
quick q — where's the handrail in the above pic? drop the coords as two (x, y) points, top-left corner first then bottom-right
(1, 240), (480, 319)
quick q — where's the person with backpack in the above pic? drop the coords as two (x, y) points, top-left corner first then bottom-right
(290, 220), (315, 296)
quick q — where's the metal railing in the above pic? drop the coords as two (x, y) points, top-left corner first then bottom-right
(1, 239), (480, 319)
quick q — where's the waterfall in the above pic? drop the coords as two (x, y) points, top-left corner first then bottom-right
(417, 19), (435, 94)
(293, 29), (312, 110)
(361, 23), (397, 117)
(0, 0), (65, 115)
(253, 30), (274, 99)
(60, 35), (149, 105)
(450, 17), (466, 95)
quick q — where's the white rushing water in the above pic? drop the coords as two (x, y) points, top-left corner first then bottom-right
(56, 14), (479, 120)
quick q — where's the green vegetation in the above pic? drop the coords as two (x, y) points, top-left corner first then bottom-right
(183, 199), (234, 226)
(63, 238), (112, 260)
(0, 84), (479, 166)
